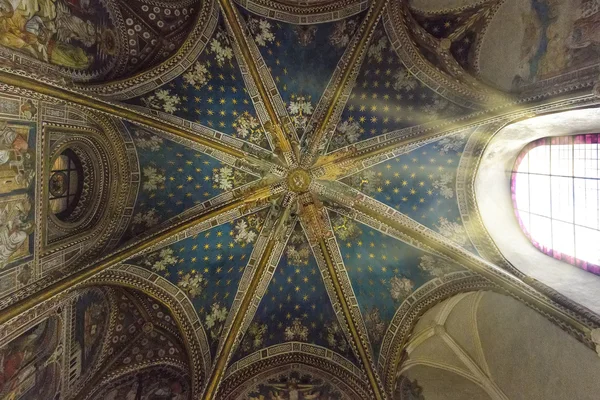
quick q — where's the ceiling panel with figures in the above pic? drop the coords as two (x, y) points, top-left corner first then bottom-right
(0, 0), (210, 83)
(3, 0), (599, 398)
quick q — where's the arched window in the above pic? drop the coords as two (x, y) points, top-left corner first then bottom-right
(511, 134), (599, 274)
(49, 149), (83, 221)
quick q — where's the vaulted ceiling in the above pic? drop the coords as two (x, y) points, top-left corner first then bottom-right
(0, 0), (599, 399)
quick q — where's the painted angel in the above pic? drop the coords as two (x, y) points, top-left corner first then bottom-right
(0, 196), (33, 268)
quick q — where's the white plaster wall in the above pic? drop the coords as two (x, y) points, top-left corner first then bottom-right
(475, 108), (600, 314)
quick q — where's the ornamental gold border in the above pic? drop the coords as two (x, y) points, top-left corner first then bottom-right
(76, 0), (219, 99)
(305, 0), (389, 162)
(325, 182), (600, 353)
(225, 341), (363, 381)
(37, 112), (139, 276)
(213, 206), (293, 362)
(298, 212), (363, 369)
(306, 0), (380, 157)
(128, 106), (276, 174)
(220, 0), (297, 160)
(377, 271), (495, 397)
(384, 0), (493, 108)
(220, 346), (372, 399)
(80, 264), (210, 397)
(82, 362), (191, 400)
(234, 0), (368, 24)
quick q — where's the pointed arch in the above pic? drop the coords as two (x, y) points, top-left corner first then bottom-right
(472, 107), (600, 315)
(394, 291), (600, 400)
(84, 363), (191, 400)
(219, 343), (372, 399)
(77, 264), (210, 397)
(378, 271), (495, 397)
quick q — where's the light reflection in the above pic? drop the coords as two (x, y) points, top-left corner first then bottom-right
(512, 135), (600, 273)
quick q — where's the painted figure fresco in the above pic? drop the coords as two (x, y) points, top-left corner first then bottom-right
(519, 0), (600, 83)
(0, 121), (34, 192)
(73, 289), (108, 378)
(1, 362), (59, 400)
(0, 319), (51, 398)
(246, 371), (343, 400)
(479, 0), (600, 90)
(0, 194), (33, 269)
(0, 120), (35, 271)
(0, 0), (116, 70)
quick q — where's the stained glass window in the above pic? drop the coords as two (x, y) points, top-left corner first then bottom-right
(49, 149), (83, 221)
(511, 134), (600, 274)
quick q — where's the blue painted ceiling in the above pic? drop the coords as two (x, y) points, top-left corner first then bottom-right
(121, 124), (257, 244)
(127, 17), (271, 149)
(232, 221), (357, 364)
(133, 209), (269, 358)
(120, 3), (483, 374)
(330, 210), (462, 352)
(342, 133), (479, 254)
(329, 21), (473, 152)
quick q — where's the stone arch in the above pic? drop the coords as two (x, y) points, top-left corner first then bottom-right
(220, 343), (372, 399)
(379, 271), (496, 397)
(233, 0), (369, 25)
(392, 290), (600, 400)
(39, 112), (139, 274)
(84, 363), (191, 400)
(77, 264), (210, 397)
(0, 0), (219, 99)
(472, 107), (600, 314)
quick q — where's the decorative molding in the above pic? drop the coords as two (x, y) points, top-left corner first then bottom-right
(126, 105), (277, 174)
(220, 346), (372, 399)
(201, 199), (294, 398)
(303, 0), (389, 164)
(37, 113), (138, 272)
(298, 211), (363, 367)
(83, 362), (190, 400)
(216, 208), (296, 362)
(80, 265), (208, 397)
(219, 0), (299, 163)
(378, 272), (495, 397)
(226, 341), (362, 379)
(234, 0), (369, 24)
(77, 0), (219, 99)
(455, 121), (519, 273)
(0, 184), (279, 324)
(320, 182), (600, 353)
(384, 0), (503, 108)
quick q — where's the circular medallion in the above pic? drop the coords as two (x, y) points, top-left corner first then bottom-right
(286, 169), (312, 193)
(49, 172), (68, 197)
(142, 321), (154, 334)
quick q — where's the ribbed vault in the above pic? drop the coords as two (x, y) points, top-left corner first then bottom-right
(0, 0), (599, 399)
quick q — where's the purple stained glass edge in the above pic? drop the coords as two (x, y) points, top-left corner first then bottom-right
(511, 134), (600, 275)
